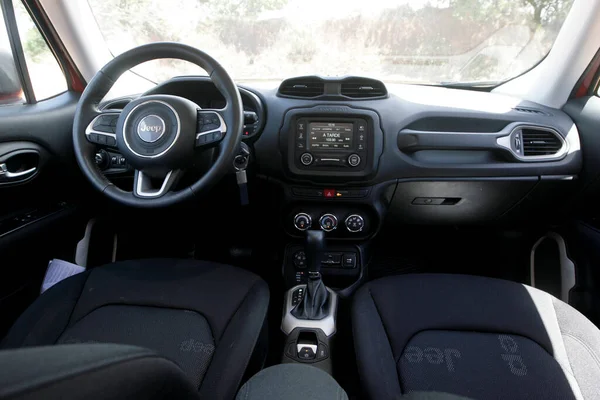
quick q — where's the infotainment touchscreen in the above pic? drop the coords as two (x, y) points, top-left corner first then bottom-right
(308, 122), (353, 150)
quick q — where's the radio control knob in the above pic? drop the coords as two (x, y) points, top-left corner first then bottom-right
(319, 213), (338, 232)
(293, 213), (312, 231)
(300, 152), (313, 166)
(348, 153), (361, 167)
(345, 214), (365, 233)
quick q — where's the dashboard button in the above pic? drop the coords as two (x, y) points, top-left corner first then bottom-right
(324, 189), (335, 198)
(342, 253), (357, 268)
(300, 152), (313, 166)
(348, 154), (361, 167)
(316, 343), (329, 360)
(319, 213), (338, 232)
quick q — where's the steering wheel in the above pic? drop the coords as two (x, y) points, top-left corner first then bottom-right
(73, 43), (244, 208)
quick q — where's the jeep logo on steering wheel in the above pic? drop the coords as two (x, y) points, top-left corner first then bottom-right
(136, 115), (166, 143)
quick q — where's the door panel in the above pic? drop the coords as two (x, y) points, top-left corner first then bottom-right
(0, 91), (90, 337)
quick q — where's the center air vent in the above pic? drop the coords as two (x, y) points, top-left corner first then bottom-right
(341, 78), (387, 99)
(521, 128), (563, 157)
(278, 77), (325, 98)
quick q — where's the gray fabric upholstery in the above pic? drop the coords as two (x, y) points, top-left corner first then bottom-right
(0, 344), (200, 400)
(2, 259), (270, 400)
(236, 364), (348, 400)
(57, 305), (215, 387)
(353, 274), (600, 400)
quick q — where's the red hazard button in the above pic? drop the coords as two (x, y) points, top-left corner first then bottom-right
(324, 189), (335, 198)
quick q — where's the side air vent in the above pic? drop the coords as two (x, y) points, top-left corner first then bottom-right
(278, 77), (325, 98)
(497, 125), (568, 162)
(522, 128), (563, 156)
(340, 78), (387, 99)
(513, 107), (551, 117)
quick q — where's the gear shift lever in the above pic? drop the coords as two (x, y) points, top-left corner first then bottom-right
(291, 230), (330, 320)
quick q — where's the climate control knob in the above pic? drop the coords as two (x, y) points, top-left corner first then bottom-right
(319, 213), (338, 232)
(293, 213), (312, 231)
(345, 214), (365, 233)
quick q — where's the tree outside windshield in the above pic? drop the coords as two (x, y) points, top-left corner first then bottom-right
(87, 0), (574, 85)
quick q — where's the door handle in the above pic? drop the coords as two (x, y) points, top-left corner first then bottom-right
(0, 163), (37, 180)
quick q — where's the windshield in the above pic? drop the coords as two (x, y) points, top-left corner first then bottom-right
(87, 0), (574, 86)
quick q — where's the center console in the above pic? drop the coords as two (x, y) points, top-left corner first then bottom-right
(277, 106), (387, 374)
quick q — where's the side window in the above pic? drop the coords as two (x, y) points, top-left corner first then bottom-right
(0, 0), (67, 105)
(13, 1), (67, 101)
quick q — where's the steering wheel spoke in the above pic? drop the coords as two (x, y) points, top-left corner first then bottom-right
(195, 109), (227, 148)
(133, 169), (181, 198)
(85, 111), (120, 148)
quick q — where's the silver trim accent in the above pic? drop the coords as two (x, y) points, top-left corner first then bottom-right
(281, 285), (338, 337)
(135, 170), (175, 198)
(300, 152), (313, 166)
(345, 214), (364, 233)
(85, 112), (119, 142)
(296, 344), (318, 354)
(123, 100), (181, 159)
(293, 213), (312, 231)
(319, 213), (338, 232)
(195, 110), (227, 143)
(136, 114), (166, 143)
(320, 158), (340, 162)
(348, 153), (361, 167)
(0, 163), (36, 179)
(531, 232), (576, 303)
(496, 125), (568, 162)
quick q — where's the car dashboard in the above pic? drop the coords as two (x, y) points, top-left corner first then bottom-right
(99, 75), (581, 244)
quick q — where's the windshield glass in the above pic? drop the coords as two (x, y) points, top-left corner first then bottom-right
(87, 0), (574, 85)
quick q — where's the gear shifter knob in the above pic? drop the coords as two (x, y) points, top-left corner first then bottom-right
(306, 230), (325, 274)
